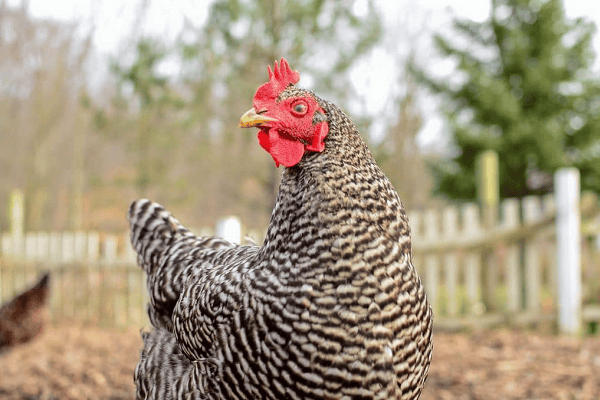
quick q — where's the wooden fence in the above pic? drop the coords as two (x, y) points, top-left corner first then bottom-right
(409, 192), (600, 331)
(0, 231), (148, 327)
(1, 189), (600, 332)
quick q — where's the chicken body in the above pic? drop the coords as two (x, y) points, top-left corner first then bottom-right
(130, 61), (432, 400)
(0, 272), (50, 352)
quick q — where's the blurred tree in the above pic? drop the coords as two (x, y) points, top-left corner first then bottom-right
(95, 39), (187, 201)
(412, 0), (600, 200)
(371, 5), (436, 211)
(374, 55), (431, 210)
(0, 3), (93, 230)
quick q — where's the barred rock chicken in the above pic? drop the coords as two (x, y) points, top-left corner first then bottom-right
(0, 272), (50, 353)
(129, 58), (433, 399)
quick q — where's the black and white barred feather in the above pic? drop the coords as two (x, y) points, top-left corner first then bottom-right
(129, 88), (433, 399)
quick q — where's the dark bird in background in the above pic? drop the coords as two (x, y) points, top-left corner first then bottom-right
(129, 58), (433, 399)
(0, 272), (51, 353)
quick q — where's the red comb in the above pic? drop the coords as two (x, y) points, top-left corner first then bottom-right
(254, 58), (300, 103)
(267, 58), (300, 93)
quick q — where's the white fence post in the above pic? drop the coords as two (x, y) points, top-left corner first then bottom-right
(216, 216), (242, 244)
(10, 189), (24, 259)
(555, 168), (581, 335)
(423, 210), (439, 316)
(463, 203), (482, 316)
(523, 196), (542, 313)
(443, 207), (459, 316)
(502, 199), (521, 313)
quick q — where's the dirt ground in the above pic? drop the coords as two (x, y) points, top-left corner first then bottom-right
(1, 322), (600, 399)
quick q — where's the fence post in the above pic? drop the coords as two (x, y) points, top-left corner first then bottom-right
(555, 168), (581, 335)
(502, 199), (521, 313)
(216, 216), (242, 244)
(542, 195), (558, 301)
(423, 210), (439, 316)
(443, 207), (459, 316)
(523, 196), (542, 313)
(10, 189), (24, 259)
(463, 203), (482, 316)
(477, 151), (499, 312)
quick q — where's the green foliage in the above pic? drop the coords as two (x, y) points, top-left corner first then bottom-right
(413, 0), (600, 200)
(112, 39), (168, 107)
(100, 38), (188, 199)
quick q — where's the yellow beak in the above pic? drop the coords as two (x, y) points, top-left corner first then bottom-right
(239, 108), (276, 128)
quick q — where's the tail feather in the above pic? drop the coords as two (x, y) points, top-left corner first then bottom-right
(26, 272), (50, 309)
(35, 273), (50, 291)
(128, 199), (193, 276)
(128, 199), (238, 331)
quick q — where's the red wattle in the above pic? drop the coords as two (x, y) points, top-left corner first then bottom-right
(258, 130), (271, 152)
(258, 129), (304, 167)
(269, 129), (305, 167)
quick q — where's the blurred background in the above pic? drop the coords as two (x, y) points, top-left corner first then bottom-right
(0, 0), (596, 233)
(2, 0), (600, 399)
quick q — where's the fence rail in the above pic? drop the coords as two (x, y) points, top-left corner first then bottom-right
(1, 188), (600, 332)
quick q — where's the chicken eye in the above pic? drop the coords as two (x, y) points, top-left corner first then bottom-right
(292, 102), (308, 115)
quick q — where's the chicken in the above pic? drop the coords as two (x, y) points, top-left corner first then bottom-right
(129, 58), (433, 399)
(0, 272), (50, 353)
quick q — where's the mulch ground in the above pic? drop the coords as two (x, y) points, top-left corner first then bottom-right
(422, 328), (600, 400)
(1, 322), (599, 399)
